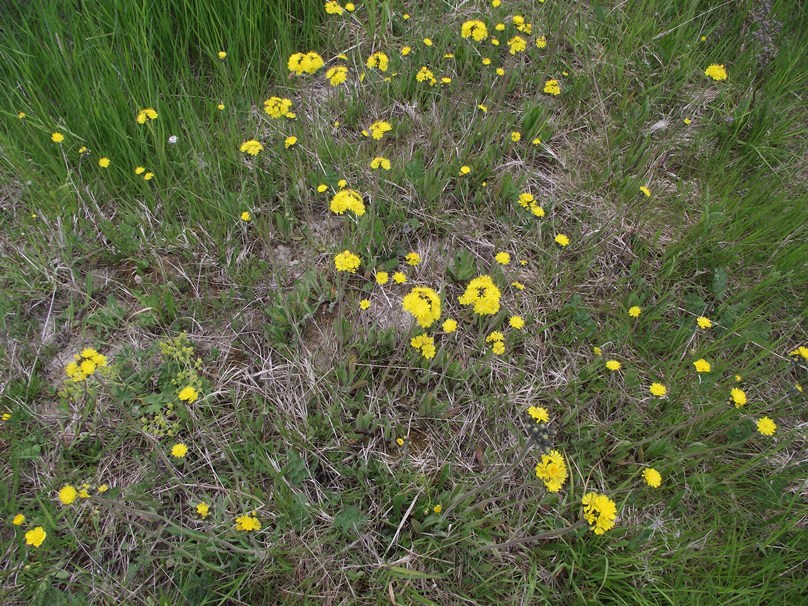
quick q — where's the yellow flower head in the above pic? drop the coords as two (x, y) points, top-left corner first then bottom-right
(402, 287), (442, 328)
(543, 79), (561, 96)
(25, 527), (47, 548)
(370, 156), (391, 170)
(334, 250), (361, 273)
(196, 502), (210, 518)
(582, 492), (617, 534)
(288, 51), (325, 75)
(284, 135), (298, 149)
(235, 514), (261, 532)
(324, 1), (343, 15)
(263, 96), (294, 118)
(628, 306), (642, 318)
(405, 252), (421, 266)
(442, 318), (458, 333)
(458, 275), (501, 316)
(507, 35), (527, 54)
(535, 449), (568, 492)
(606, 359), (621, 371)
(12, 513), (26, 526)
(51, 132), (65, 143)
(495, 251), (511, 265)
(461, 20), (488, 42)
(416, 66), (437, 86)
(459, 165), (471, 175)
(240, 139), (264, 156)
(326, 65), (349, 86)
(756, 417), (776, 436)
(58, 484), (78, 505)
(642, 468), (662, 488)
(410, 333), (436, 359)
(369, 120), (393, 140)
(393, 271), (407, 284)
(359, 298), (371, 310)
(697, 316), (712, 329)
(693, 359), (711, 373)
(649, 382), (667, 397)
(509, 315), (525, 330)
(171, 443), (189, 458)
(375, 271), (389, 285)
(218, 50), (227, 59)
(178, 386), (199, 402)
(98, 157), (110, 168)
(241, 211), (252, 222)
(536, 35), (547, 49)
(704, 63), (728, 81)
(554, 233), (570, 247)
(330, 189), (365, 216)
(640, 186), (651, 197)
(730, 388), (747, 408)
(366, 51), (390, 72)
(527, 406), (549, 423)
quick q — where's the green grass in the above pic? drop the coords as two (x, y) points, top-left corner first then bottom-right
(1, 0), (807, 604)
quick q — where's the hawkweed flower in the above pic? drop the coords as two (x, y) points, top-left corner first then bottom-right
(554, 233), (570, 247)
(495, 251), (511, 265)
(756, 417), (776, 436)
(284, 136), (298, 149)
(25, 527), (47, 548)
(507, 35), (527, 54)
(196, 502), (210, 518)
(330, 189), (365, 216)
(730, 388), (747, 408)
(788, 346), (808, 360)
(241, 211), (252, 222)
(496, 67), (505, 76)
(606, 359), (621, 371)
(325, 66), (348, 86)
(396, 437), (405, 446)
(135, 166), (145, 175)
(324, 1), (343, 14)
(704, 64), (728, 81)
(51, 132), (65, 143)
(12, 513), (25, 525)
(459, 165), (471, 175)
(401, 46), (412, 56)
(693, 359), (711, 373)
(649, 382), (667, 397)
(423, 38), (433, 46)
(509, 315), (525, 329)
(98, 157), (110, 168)
(582, 492), (617, 534)
(458, 275), (501, 315)
(544, 79), (561, 95)
(359, 299), (371, 310)
(288, 51), (325, 75)
(345, 3), (355, 12)
(217, 103), (225, 110)
(697, 316), (712, 329)
(366, 52), (389, 72)
(136, 108), (158, 124)
(171, 443), (189, 458)
(461, 20), (488, 42)
(642, 468), (662, 488)
(393, 271), (407, 284)
(240, 139), (263, 156)
(65, 348), (107, 382)
(510, 131), (521, 142)
(402, 287), (441, 328)
(593, 346), (603, 356)
(628, 306), (642, 318)
(264, 97), (294, 118)
(369, 120), (393, 139)
(486, 331), (505, 355)
(375, 271), (389, 285)
(58, 484), (78, 505)
(334, 250), (361, 273)
(235, 514), (261, 532)
(535, 449), (568, 492)
(416, 66), (437, 86)
(536, 35), (547, 48)
(442, 318), (458, 333)
(18, 111), (26, 119)
(370, 156), (391, 170)
(640, 186), (651, 197)
(178, 386), (199, 402)
(405, 252), (421, 266)
(511, 281), (525, 291)
(410, 334), (436, 359)
(528, 406), (549, 423)
(144, 172), (154, 181)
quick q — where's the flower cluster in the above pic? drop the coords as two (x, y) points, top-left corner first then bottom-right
(240, 139), (263, 156)
(458, 275), (501, 315)
(461, 20), (488, 42)
(535, 450), (568, 492)
(369, 120), (392, 140)
(517, 192), (545, 217)
(330, 189), (365, 216)
(264, 97), (294, 119)
(410, 333), (436, 359)
(486, 331), (505, 355)
(366, 52), (389, 72)
(288, 51), (325, 75)
(582, 492), (618, 534)
(136, 107), (158, 124)
(402, 287), (442, 328)
(326, 65), (349, 86)
(334, 250), (361, 273)
(65, 348), (108, 382)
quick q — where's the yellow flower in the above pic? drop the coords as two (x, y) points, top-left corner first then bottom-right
(51, 132), (64, 143)
(370, 156), (391, 170)
(495, 251), (511, 265)
(459, 165), (471, 175)
(704, 64), (728, 81)
(97, 484), (109, 493)
(136, 108), (158, 124)
(532, 137), (541, 145)
(334, 250), (361, 273)
(402, 287), (442, 328)
(649, 382), (667, 397)
(235, 514), (261, 532)
(369, 120), (393, 140)
(240, 139), (263, 156)
(25, 527), (47, 548)
(330, 189), (365, 216)
(241, 211), (252, 222)
(510, 131), (521, 142)
(423, 38), (433, 46)
(218, 51), (227, 59)
(528, 406), (549, 423)
(171, 443), (189, 458)
(288, 51), (325, 75)
(788, 346), (808, 360)
(507, 35), (527, 54)
(375, 271), (389, 285)
(135, 166), (145, 175)
(458, 275), (501, 316)
(366, 51), (390, 72)
(461, 20), (488, 42)
(482, 57), (492, 65)
(642, 468), (662, 488)
(606, 359), (621, 371)
(554, 233), (570, 247)
(324, 1), (343, 14)
(402, 13), (410, 20)
(401, 46), (412, 56)
(640, 186), (651, 197)
(144, 172), (154, 181)
(442, 318), (458, 333)
(345, 2), (355, 11)
(326, 65), (349, 86)
(217, 103), (225, 110)
(196, 502), (210, 518)
(535, 450), (568, 492)
(509, 315), (525, 329)
(393, 272), (407, 284)
(543, 79), (561, 95)
(396, 437), (405, 446)
(756, 417), (776, 436)
(511, 281), (525, 291)
(730, 388), (747, 408)
(581, 492), (617, 534)
(536, 36), (547, 49)
(358, 299), (371, 310)
(58, 484), (78, 505)
(433, 504), (442, 514)
(628, 306), (642, 318)
(593, 346), (603, 356)
(684, 117), (692, 125)
(18, 111), (26, 119)
(284, 136), (298, 149)
(693, 359), (711, 373)
(178, 386), (199, 402)
(263, 96), (294, 119)
(697, 316), (712, 329)
(405, 252), (421, 266)
(12, 513), (25, 526)
(496, 67), (505, 76)
(416, 66), (437, 86)
(410, 334), (436, 359)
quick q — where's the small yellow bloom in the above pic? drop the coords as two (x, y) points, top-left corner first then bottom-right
(196, 502), (210, 518)
(459, 165), (471, 175)
(345, 2), (355, 11)
(241, 211), (252, 222)
(730, 388), (747, 408)
(640, 186), (651, 197)
(423, 38), (433, 46)
(543, 79), (560, 95)
(496, 67), (505, 76)
(628, 306), (642, 318)
(642, 468), (662, 488)
(442, 318), (458, 333)
(756, 417), (776, 436)
(693, 359), (711, 373)
(405, 252), (421, 266)
(495, 251), (511, 265)
(697, 316), (712, 329)
(704, 64), (728, 81)
(25, 527), (47, 548)
(396, 437), (405, 446)
(649, 382), (667, 397)
(606, 359), (621, 371)
(593, 346), (603, 356)
(58, 484), (78, 505)
(684, 117), (692, 125)
(171, 443), (189, 458)
(143, 172), (154, 181)
(51, 132), (64, 143)
(135, 166), (145, 175)
(12, 513), (26, 526)
(284, 135), (298, 148)
(536, 36), (547, 49)
(18, 111), (26, 119)
(401, 46), (412, 56)
(359, 299), (371, 310)
(218, 51), (227, 60)
(528, 406), (549, 423)
(97, 484), (109, 493)
(510, 131), (521, 142)
(433, 504), (442, 514)
(178, 386), (199, 402)
(98, 157), (110, 168)
(509, 315), (525, 330)
(235, 514), (261, 532)
(393, 272), (407, 284)
(334, 250), (361, 273)
(554, 233), (570, 247)
(217, 103), (225, 110)
(375, 271), (389, 285)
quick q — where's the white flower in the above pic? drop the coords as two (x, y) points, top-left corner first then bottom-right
(168, 135), (178, 144)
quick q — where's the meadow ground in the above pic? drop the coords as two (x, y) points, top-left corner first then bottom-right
(1, 0), (807, 604)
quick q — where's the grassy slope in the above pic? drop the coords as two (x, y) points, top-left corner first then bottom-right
(1, 0), (806, 604)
